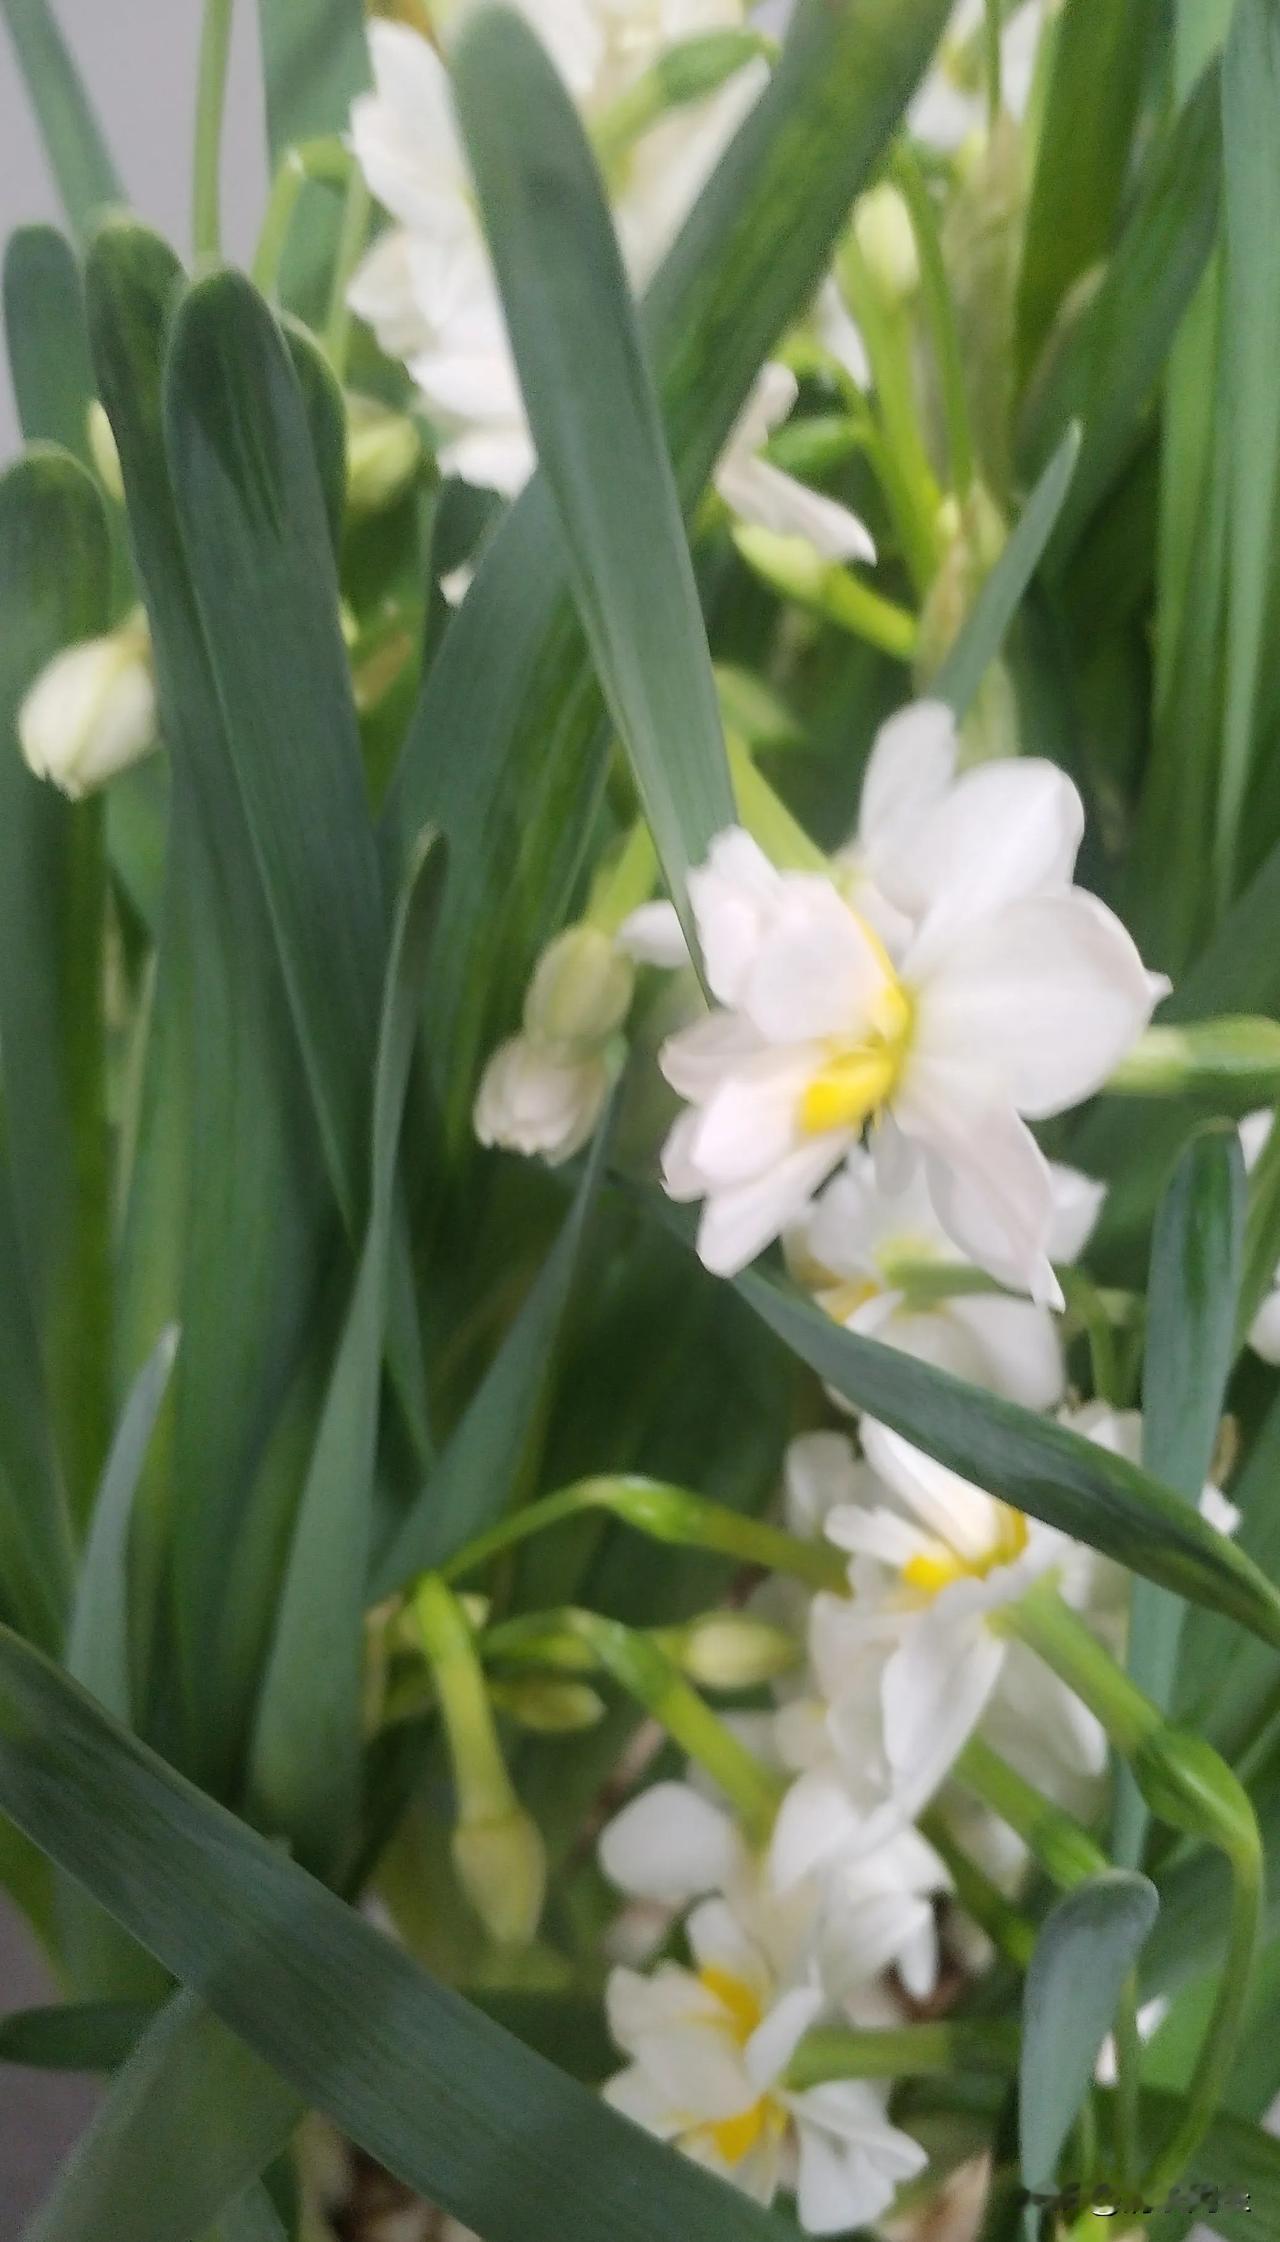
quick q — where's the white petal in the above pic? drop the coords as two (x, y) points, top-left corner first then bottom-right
(660, 1011), (767, 1101)
(896, 1066), (1060, 1304)
(602, 2064), (682, 2139)
(740, 881), (898, 1044)
(886, 759), (1084, 931)
(696, 1136), (850, 1276)
(857, 701), (958, 872)
(1240, 1109), (1273, 1171)
(745, 1986), (826, 2092)
(947, 1294), (1066, 1410)
(599, 1783), (743, 1906)
(909, 890), (1165, 1121)
(815, 276), (870, 391)
(1249, 1285), (1280, 1365)
(1199, 1483), (1241, 1538)
(686, 1897), (767, 1992)
(717, 453), (876, 564)
(1047, 1162), (1107, 1261)
(783, 1432), (863, 1538)
(881, 1617), (1005, 1804)
(770, 1769), (874, 1889)
(617, 899), (688, 968)
(688, 827), (785, 1008)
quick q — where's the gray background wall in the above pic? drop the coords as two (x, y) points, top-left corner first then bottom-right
(1, 13), (272, 2220)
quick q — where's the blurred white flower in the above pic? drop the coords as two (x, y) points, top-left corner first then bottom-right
(909, 0), (1047, 153)
(1241, 1109), (1280, 1362)
(715, 363), (875, 564)
(349, 9), (767, 499)
(474, 1036), (612, 1162)
(653, 739), (1163, 1295)
(604, 1893), (926, 2230)
(785, 1148), (1104, 1412)
(18, 615), (157, 799)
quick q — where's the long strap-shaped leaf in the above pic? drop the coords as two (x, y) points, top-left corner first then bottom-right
(23, 1989), (302, 2242)
(3, 227), (95, 461)
(932, 423), (1081, 720)
(249, 833), (445, 1880)
(731, 1265), (1280, 1647)
(66, 1327), (179, 1726)
(1114, 1126), (1243, 1867)
(388, 0), (952, 1127)
(0, 1627), (795, 2242)
(454, 7), (733, 954)
(0, 0), (122, 241)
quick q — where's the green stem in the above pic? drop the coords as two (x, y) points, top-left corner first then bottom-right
(955, 1736), (1108, 1889)
(893, 145), (975, 499)
(439, 1476), (849, 1594)
(1140, 1844), (1260, 2200)
(583, 819), (660, 934)
(730, 524), (920, 660)
(1112, 1975), (1142, 2193)
(1002, 1581), (1155, 1758)
(837, 237), (941, 594)
(411, 1575), (517, 1823)
(1059, 1269), (1125, 1407)
(785, 2019), (1018, 2091)
(919, 1808), (1037, 1969)
(193, 0), (234, 261)
(251, 150), (307, 297)
(727, 733), (828, 871)
(325, 168), (373, 378)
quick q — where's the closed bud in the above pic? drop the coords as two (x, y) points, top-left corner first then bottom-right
(1108, 1019), (1280, 1100)
(523, 925), (634, 1052)
(452, 1805), (547, 1948)
(852, 183), (919, 304)
(86, 401), (124, 503)
(1133, 1727), (1259, 1868)
(490, 1675), (606, 1732)
(345, 392), (422, 516)
(18, 615), (157, 799)
(673, 1613), (798, 1690)
(473, 1033), (611, 1165)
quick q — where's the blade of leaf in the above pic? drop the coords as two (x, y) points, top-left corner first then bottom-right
(66, 1326), (180, 1726)
(1019, 66), (1221, 564)
(0, 443), (109, 1556)
(387, 0), (953, 1135)
(371, 1110), (613, 1598)
(931, 421), (1081, 719)
(23, 1989), (303, 2242)
(249, 831), (445, 1880)
(164, 267), (430, 1466)
(1114, 1126), (1243, 1867)
(0, 2000), (152, 2071)
(0, 1626), (799, 2242)
(0, 1140), (70, 1661)
(3, 226), (95, 461)
(0, 0), (122, 241)
(255, 0), (368, 321)
(454, 6), (733, 952)
(1214, 0), (1280, 903)
(1020, 1870), (1158, 2209)
(88, 220), (331, 1784)
(729, 1261), (1280, 1646)
(207, 2185), (289, 2242)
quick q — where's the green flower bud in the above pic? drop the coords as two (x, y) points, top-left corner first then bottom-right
(673, 1613), (799, 1691)
(452, 1806), (547, 1949)
(852, 183), (920, 304)
(490, 1675), (605, 1733)
(345, 393), (422, 517)
(522, 925), (634, 1053)
(86, 401), (124, 503)
(18, 613), (157, 799)
(1133, 1727), (1259, 1869)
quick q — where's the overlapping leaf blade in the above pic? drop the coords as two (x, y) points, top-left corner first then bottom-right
(1020, 1872), (1158, 2207)
(933, 422), (1080, 719)
(0, 0), (121, 241)
(0, 1625), (797, 2242)
(66, 1327), (179, 1727)
(3, 226), (95, 460)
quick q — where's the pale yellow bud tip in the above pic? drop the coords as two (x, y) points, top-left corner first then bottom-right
(677, 1613), (799, 1690)
(452, 1807), (547, 1949)
(523, 924), (634, 1052)
(852, 183), (920, 303)
(18, 617), (157, 799)
(345, 393), (422, 517)
(86, 401), (125, 503)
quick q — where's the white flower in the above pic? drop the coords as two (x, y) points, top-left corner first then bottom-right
(785, 1149), (1104, 1412)
(715, 363), (875, 564)
(18, 617), (157, 799)
(349, 10), (766, 499)
(909, 0), (1047, 153)
(604, 1894), (926, 2232)
(473, 1036), (611, 1162)
(1241, 1110), (1280, 1362)
(651, 703), (1165, 1299)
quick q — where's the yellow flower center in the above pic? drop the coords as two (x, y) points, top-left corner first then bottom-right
(694, 1966), (778, 2168)
(901, 1505), (1030, 1599)
(798, 920), (914, 1138)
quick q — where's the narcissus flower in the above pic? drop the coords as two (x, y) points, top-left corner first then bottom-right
(786, 1149), (1104, 1411)
(604, 1894), (926, 2230)
(18, 615), (157, 799)
(652, 705), (1165, 1298)
(474, 923), (633, 1162)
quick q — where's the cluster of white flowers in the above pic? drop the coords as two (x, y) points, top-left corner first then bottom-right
(347, 0), (874, 562)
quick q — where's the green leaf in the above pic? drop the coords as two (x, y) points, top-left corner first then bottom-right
(1114, 1126), (1243, 1867)
(0, 0), (122, 241)
(23, 1990), (302, 2242)
(0, 442), (111, 1543)
(454, 6), (733, 952)
(1015, 0), (1161, 380)
(88, 221), (331, 1783)
(388, 0), (953, 1135)
(372, 1110), (613, 1598)
(1019, 66), (1221, 563)
(1020, 1871), (1158, 2202)
(0, 1625), (798, 2242)
(208, 2186), (289, 2242)
(281, 314), (347, 551)
(3, 226), (95, 460)
(729, 1262), (1280, 1646)
(1179, 1393), (1280, 1760)
(66, 1327), (179, 1726)
(0, 1140), (72, 1654)
(1136, 2095), (1280, 2242)
(255, 0), (368, 322)
(0, 2000), (152, 2070)
(932, 421), (1081, 719)
(249, 832), (445, 1879)
(1214, 0), (1280, 901)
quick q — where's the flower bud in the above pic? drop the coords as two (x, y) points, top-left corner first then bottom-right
(86, 401), (124, 503)
(473, 1034), (611, 1165)
(852, 183), (919, 304)
(345, 392), (422, 516)
(523, 925), (634, 1052)
(452, 1805), (547, 1948)
(1132, 1727), (1259, 1868)
(673, 1613), (799, 1690)
(18, 616), (157, 799)
(1108, 1019), (1280, 1100)
(490, 1675), (605, 1732)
